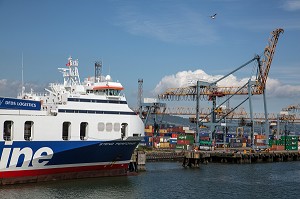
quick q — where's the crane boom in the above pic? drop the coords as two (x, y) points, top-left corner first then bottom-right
(158, 28), (284, 100)
(256, 28), (284, 93)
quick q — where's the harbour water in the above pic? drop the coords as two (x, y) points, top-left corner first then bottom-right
(1, 161), (300, 199)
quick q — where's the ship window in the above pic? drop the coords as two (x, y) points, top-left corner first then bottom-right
(62, 122), (71, 140)
(106, 123), (112, 132)
(98, 122), (105, 132)
(114, 123), (120, 132)
(24, 121), (33, 141)
(3, 120), (13, 141)
(106, 89), (120, 96)
(80, 122), (88, 140)
(121, 123), (128, 140)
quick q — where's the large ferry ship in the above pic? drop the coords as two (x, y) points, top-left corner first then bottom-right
(0, 57), (144, 185)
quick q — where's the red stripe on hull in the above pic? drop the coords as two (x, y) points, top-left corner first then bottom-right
(0, 163), (130, 185)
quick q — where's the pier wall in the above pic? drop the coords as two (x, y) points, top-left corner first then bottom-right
(182, 150), (300, 167)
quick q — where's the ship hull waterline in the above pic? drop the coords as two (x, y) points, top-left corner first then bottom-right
(0, 139), (139, 185)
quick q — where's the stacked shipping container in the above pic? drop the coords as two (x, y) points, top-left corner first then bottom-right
(143, 125), (299, 151)
(176, 134), (194, 150)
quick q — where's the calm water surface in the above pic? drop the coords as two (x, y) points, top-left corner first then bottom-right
(1, 161), (300, 199)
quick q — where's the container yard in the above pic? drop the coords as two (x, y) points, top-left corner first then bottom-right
(133, 28), (300, 167)
(142, 125), (300, 151)
(139, 123), (300, 167)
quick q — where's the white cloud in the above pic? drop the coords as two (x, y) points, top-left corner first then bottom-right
(282, 0), (300, 11)
(115, 4), (218, 45)
(266, 78), (300, 97)
(0, 79), (21, 97)
(153, 70), (300, 98)
(0, 79), (46, 98)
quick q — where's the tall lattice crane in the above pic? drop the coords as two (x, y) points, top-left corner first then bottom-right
(158, 28), (284, 100)
(157, 28), (284, 148)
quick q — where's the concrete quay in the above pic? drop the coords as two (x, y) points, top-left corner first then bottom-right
(182, 150), (300, 167)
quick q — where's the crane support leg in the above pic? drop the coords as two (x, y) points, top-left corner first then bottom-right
(248, 80), (255, 149)
(196, 81), (200, 146)
(263, 88), (270, 147)
(210, 97), (217, 141)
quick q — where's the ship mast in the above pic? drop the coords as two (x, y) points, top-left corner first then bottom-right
(21, 52), (25, 96)
(95, 61), (102, 83)
(59, 56), (81, 87)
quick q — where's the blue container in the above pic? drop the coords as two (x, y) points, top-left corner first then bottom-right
(169, 138), (177, 144)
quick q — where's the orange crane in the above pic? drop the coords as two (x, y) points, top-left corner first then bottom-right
(158, 28), (284, 100)
(157, 28), (284, 148)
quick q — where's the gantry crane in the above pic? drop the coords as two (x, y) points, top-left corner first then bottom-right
(158, 28), (284, 148)
(158, 28), (284, 98)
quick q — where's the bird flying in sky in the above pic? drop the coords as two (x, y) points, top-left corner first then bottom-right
(210, 13), (217, 19)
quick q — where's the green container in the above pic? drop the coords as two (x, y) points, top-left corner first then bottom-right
(178, 134), (194, 140)
(199, 140), (212, 145)
(276, 140), (285, 145)
(285, 145), (298, 150)
(281, 136), (298, 141)
(269, 139), (276, 146)
(175, 144), (186, 150)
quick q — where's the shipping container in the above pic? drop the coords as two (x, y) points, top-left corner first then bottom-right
(178, 134), (194, 140)
(183, 126), (190, 131)
(199, 146), (210, 151)
(169, 138), (177, 144)
(175, 144), (186, 150)
(145, 128), (154, 133)
(177, 139), (193, 145)
(255, 139), (267, 144)
(184, 130), (195, 134)
(255, 135), (266, 139)
(280, 135), (298, 141)
(145, 132), (154, 137)
(159, 129), (168, 133)
(230, 143), (243, 148)
(285, 145), (298, 150)
(199, 140), (212, 145)
(160, 142), (170, 148)
(199, 136), (210, 141)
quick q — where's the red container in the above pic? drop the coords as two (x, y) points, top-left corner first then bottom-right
(145, 132), (153, 137)
(200, 136), (210, 141)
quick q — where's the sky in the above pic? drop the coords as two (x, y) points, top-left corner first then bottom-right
(0, 0), (300, 114)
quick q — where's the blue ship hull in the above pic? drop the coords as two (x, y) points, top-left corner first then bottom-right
(0, 140), (139, 185)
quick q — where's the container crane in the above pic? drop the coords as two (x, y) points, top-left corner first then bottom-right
(158, 28), (284, 99)
(158, 28), (284, 148)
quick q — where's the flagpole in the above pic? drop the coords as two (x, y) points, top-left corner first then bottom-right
(22, 52), (24, 96)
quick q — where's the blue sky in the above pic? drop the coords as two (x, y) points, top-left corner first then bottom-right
(0, 0), (300, 113)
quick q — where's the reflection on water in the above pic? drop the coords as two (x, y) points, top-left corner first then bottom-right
(1, 161), (300, 199)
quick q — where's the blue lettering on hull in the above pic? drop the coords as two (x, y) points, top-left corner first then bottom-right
(0, 141), (139, 170)
(0, 97), (41, 111)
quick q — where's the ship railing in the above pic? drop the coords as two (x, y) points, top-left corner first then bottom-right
(18, 92), (49, 98)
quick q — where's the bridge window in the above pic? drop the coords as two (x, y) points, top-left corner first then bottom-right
(106, 89), (120, 96)
(3, 120), (13, 141)
(24, 121), (33, 141)
(80, 122), (88, 140)
(62, 122), (71, 140)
